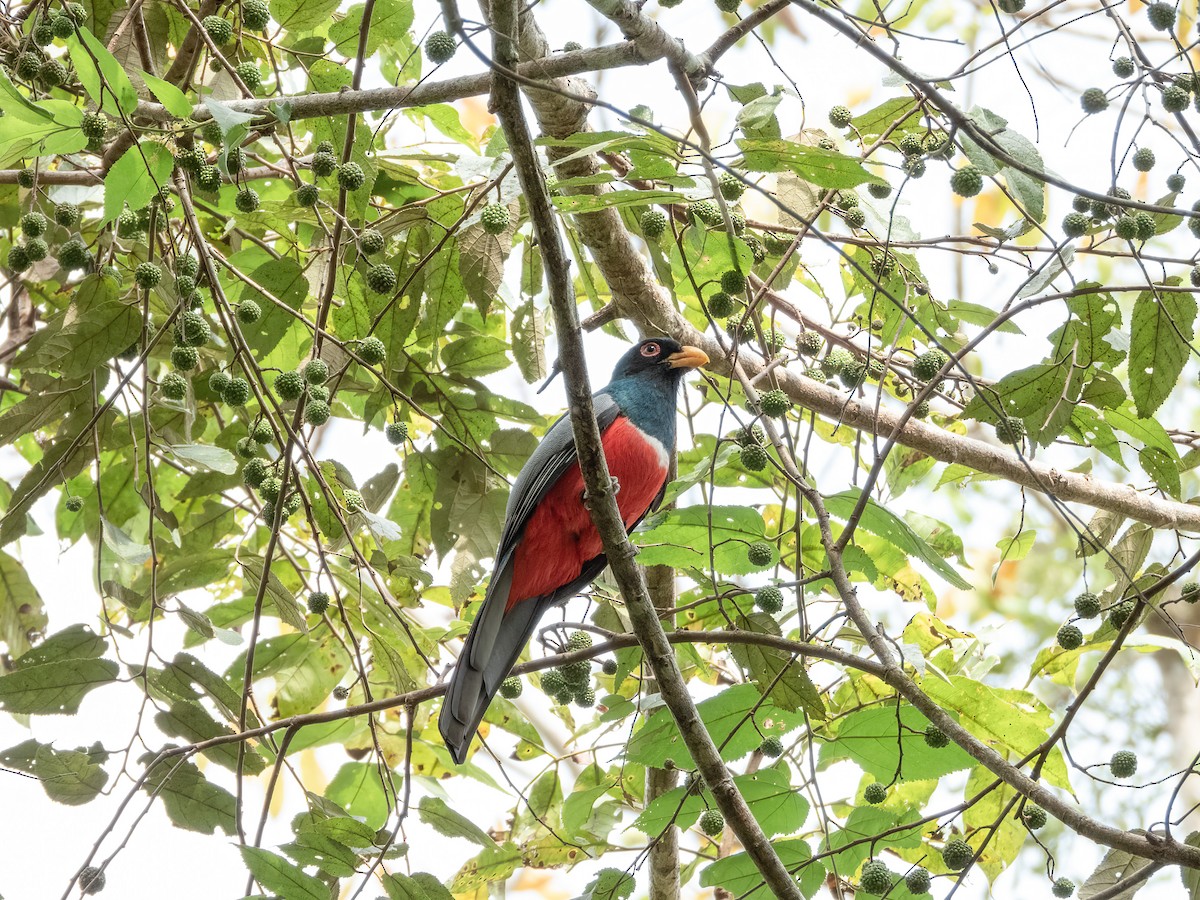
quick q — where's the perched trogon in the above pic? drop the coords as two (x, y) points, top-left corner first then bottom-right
(439, 337), (709, 763)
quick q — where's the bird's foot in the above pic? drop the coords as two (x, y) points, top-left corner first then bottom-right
(581, 476), (620, 509)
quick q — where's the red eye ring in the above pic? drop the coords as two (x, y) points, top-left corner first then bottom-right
(641, 342), (660, 357)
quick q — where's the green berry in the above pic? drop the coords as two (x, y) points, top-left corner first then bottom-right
(365, 263), (397, 294)
(574, 687), (596, 708)
(235, 62), (261, 91)
(500, 677), (522, 699)
(57, 238), (90, 270)
(243, 0), (271, 30)
(307, 591), (330, 614)
(905, 868), (931, 894)
(860, 859), (893, 894)
(170, 344), (199, 371)
(21, 212), (47, 238)
(844, 208), (866, 229)
(912, 349), (947, 382)
(33, 21), (55, 45)
(224, 147), (245, 175)
(16, 167), (36, 189)
(1107, 599), (1135, 628)
(747, 542), (773, 567)
(1062, 211), (1090, 237)
(735, 424), (765, 447)
(385, 421), (408, 445)
(942, 838), (973, 871)
(864, 782), (887, 804)
(161, 372), (188, 400)
(641, 208), (668, 239)
(358, 336), (386, 365)
(196, 165), (222, 193)
(208, 371), (231, 394)
(1168, 173), (1186, 192)
(998, 0), (1025, 11)
(305, 401), (331, 425)
(720, 269), (747, 294)
(690, 200), (723, 227)
(259, 476), (282, 501)
(698, 809), (724, 836)
(567, 630), (593, 651)
(994, 415), (1025, 443)
(176, 254), (200, 280)
(237, 299), (262, 325)
(1021, 804), (1048, 830)
(1080, 88), (1108, 114)
(303, 359), (328, 385)
(202, 15), (233, 43)
(481, 203), (510, 235)
(54, 202), (81, 227)
(425, 30), (457, 63)
(1115, 214), (1138, 240)
(344, 489), (364, 512)
(79, 866), (105, 895)
(174, 275), (196, 297)
(541, 670), (566, 695)
(310, 151), (336, 178)
(51, 14), (76, 38)
(116, 209), (142, 239)
(1163, 85), (1190, 113)
(1052, 878), (1076, 898)
(38, 58), (68, 88)
(760, 736), (783, 757)
(755, 586), (783, 613)
(719, 171), (746, 200)
(296, 183), (321, 207)
(1181, 582), (1199, 603)
(234, 188), (260, 213)
(65, 495), (84, 512)
(867, 181), (893, 200)
(235, 437), (256, 459)
(950, 165), (983, 197)
(1056, 623), (1083, 650)
(601, 659), (617, 676)
(175, 311), (211, 347)
(1147, 1), (1175, 30)
(275, 370), (304, 401)
(795, 332), (823, 357)
(840, 362), (867, 389)
(6, 246), (30, 272)
(66, 3), (87, 24)
(360, 229), (385, 254)
(1074, 592), (1101, 618)
(1110, 749), (1137, 778)
(760, 388), (791, 418)
(707, 291), (736, 318)
(251, 420), (273, 444)
(15, 52), (42, 82)
(1113, 56), (1135, 77)
(1135, 211), (1156, 240)
(829, 105), (853, 128)
(23, 238), (47, 262)
(337, 162), (366, 191)
(902, 156), (926, 179)
(242, 458), (267, 487)
(924, 723), (949, 748)
(1132, 147), (1155, 172)
(223, 376), (251, 406)
(563, 41), (583, 51)
(740, 444), (768, 472)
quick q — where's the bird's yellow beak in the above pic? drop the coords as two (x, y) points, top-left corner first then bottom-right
(667, 346), (709, 369)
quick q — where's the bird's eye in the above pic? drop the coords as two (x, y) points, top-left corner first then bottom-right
(640, 342), (660, 357)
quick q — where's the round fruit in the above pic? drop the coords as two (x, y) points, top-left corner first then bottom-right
(251, 420), (273, 444)
(747, 542), (773, 566)
(905, 867), (931, 894)
(951, 165), (983, 197)
(601, 659), (618, 676)
(902, 156), (926, 178)
(57, 238), (90, 270)
(541, 670), (566, 695)
(840, 362), (867, 389)
(760, 736), (783, 757)
(38, 58), (68, 87)
(1168, 173), (1186, 192)
(500, 677), (522, 699)
(720, 269), (747, 294)
(311, 150), (337, 178)
(994, 415), (1025, 443)
(243, 0), (271, 30)
(1134, 211), (1155, 240)
(719, 172), (746, 201)
(755, 586), (783, 613)
(829, 105), (853, 128)
(223, 376), (251, 405)
(235, 437), (256, 459)
(1021, 804), (1047, 830)
(6, 246), (30, 272)
(1074, 591), (1101, 618)
(1107, 599), (1135, 628)
(924, 723), (949, 748)
(1052, 878), (1076, 898)
(242, 458), (267, 486)
(760, 388), (791, 418)
(844, 208), (866, 229)
(740, 444), (769, 472)
(54, 202), (81, 227)
(344, 489), (364, 512)
(1062, 211), (1090, 237)
(1110, 749), (1137, 778)
(16, 167), (36, 189)
(202, 14), (233, 43)
(698, 809), (724, 836)
(234, 188), (260, 213)
(135, 262), (162, 289)
(196, 164), (222, 192)
(337, 162), (366, 191)
(275, 370), (304, 401)
(332, 685), (350, 700)
(307, 591), (330, 614)
(161, 372), (188, 400)
(794, 332), (823, 358)
(175, 311), (211, 347)
(1132, 147), (1155, 172)
(567, 630), (593, 651)
(1080, 88), (1108, 114)
(574, 687), (596, 707)
(998, 0), (1025, 11)
(942, 838), (973, 870)
(296, 183), (320, 207)
(1056, 623), (1083, 650)
(481, 203), (511, 235)
(641, 208), (668, 239)
(425, 30), (457, 63)
(365, 263), (396, 294)
(51, 14), (76, 38)
(1114, 214), (1138, 240)
(864, 782), (887, 804)
(1163, 85), (1190, 112)
(912, 349), (947, 382)
(235, 62), (261, 91)
(303, 359), (328, 385)
(170, 345), (199, 371)
(705, 291), (734, 318)
(360, 229), (385, 254)
(208, 372), (232, 395)
(23, 238), (48, 262)
(79, 866), (105, 894)
(867, 182), (893, 200)
(65, 495), (84, 512)
(359, 335), (386, 365)
(385, 421), (408, 445)
(690, 200), (723, 227)
(1147, 1), (1175, 30)
(1113, 56), (1135, 77)
(305, 401), (331, 425)
(259, 476), (282, 501)
(860, 859), (892, 894)
(21, 212), (47, 238)
(1181, 582), (1199, 603)
(233, 299), (260, 326)
(563, 41), (583, 51)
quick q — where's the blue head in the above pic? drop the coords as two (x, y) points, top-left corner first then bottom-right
(603, 338), (708, 447)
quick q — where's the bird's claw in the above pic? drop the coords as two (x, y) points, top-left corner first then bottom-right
(581, 477), (621, 510)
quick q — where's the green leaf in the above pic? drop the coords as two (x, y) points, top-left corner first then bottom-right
(701, 839), (813, 900)
(441, 336), (510, 377)
(0, 658), (118, 715)
(240, 846), (329, 900)
(418, 795), (495, 847)
(103, 141), (175, 226)
(169, 443), (239, 475)
(154, 701), (266, 773)
(0, 101), (86, 167)
(384, 873), (455, 900)
(141, 71), (194, 118)
(1080, 845), (1156, 900)
(272, 0), (341, 30)
(578, 868), (636, 900)
(635, 505), (773, 575)
(735, 138), (885, 188)
(449, 841), (522, 893)
(241, 558), (308, 633)
(552, 189), (685, 215)
(0, 67), (54, 123)
(325, 762), (391, 829)
(946, 299), (1023, 334)
(68, 28), (138, 115)
(0, 549), (47, 659)
(819, 706), (975, 781)
(824, 489), (971, 589)
(140, 754), (237, 835)
(1181, 832), (1200, 900)
(634, 766), (807, 839)
(730, 613), (826, 718)
(851, 97), (921, 139)
(626, 684), (804, 767)
(1129, 285), (1196, 418)
(0, 739), (108, 805)
(16, 276), (141, 378)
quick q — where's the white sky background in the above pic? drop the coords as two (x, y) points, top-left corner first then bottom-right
(1, 0), (1197, 897)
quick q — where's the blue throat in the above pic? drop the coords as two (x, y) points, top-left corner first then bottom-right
(602, 371), (683, 449)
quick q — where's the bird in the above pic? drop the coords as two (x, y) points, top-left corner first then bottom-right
(439, 337), (709, 764)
